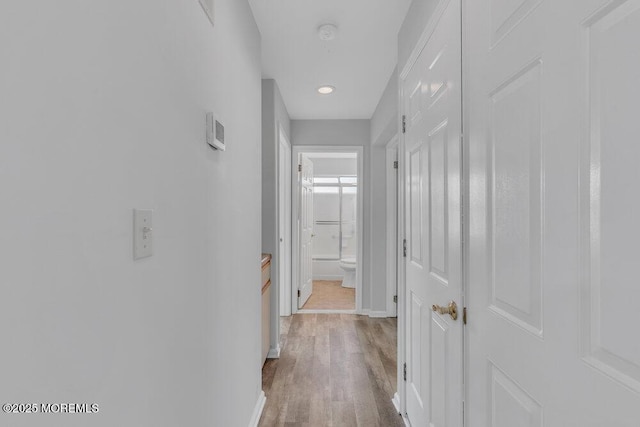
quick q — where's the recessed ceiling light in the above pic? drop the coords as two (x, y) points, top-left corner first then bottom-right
(317, 85), (335, 95)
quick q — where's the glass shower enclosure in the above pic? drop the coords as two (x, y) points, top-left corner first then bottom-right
(312, 176), (358, 262)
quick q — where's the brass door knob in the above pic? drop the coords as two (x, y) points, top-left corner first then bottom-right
(432, 301), (458, 321)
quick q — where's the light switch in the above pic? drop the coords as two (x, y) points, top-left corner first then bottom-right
(133, 209), (153, 260)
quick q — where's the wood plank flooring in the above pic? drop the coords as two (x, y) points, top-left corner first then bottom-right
(301, 281), (355, 310)
(259, 314), (403, 427)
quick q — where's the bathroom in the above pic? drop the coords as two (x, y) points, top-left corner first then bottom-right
(301, 152), (359, 310)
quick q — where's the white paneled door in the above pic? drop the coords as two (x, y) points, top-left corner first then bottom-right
(403, 0), (463, 425)
(466, 0), (640, 425)
(298, 155), (314, 308)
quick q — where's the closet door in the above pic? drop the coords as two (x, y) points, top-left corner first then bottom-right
(465, 0), (640, 424)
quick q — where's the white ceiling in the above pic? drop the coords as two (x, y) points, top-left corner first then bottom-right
(248, 0), (412, 120)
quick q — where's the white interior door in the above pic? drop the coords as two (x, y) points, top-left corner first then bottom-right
(466, 0), (640, 425)
(403, 0), (463, 425)
(298, 155), (314, 308)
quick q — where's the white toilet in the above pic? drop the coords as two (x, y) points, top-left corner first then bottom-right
(339, 257), (356, 288)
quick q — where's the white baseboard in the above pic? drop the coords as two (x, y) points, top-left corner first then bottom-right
(368, 310), (390, 318)
(393, 392), (411, 426)
(392, 392), (401, 413)
(248, 390), (266, 427)
(267, 345), (280, 359)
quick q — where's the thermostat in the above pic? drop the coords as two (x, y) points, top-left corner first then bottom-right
(206, 112), (225, 151)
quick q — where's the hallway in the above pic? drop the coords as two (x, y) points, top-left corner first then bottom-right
(3, 0), (640, 425)
(259, 315), (402, 426)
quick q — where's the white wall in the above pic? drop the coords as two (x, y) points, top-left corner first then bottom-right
(371, 68), (399, 147)
(0, 1), (263, 426)
(291, 120), (370, 148)
(368, 70), (400, 315)
(311, 158), (358, 176)
(312, 261), (343, 280)
(369, 146), (391, 313)
(261, 79), (290, 353)
(291, 120), (372, 309)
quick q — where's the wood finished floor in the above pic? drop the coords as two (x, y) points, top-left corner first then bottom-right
(301, 281), (355, 310)
(259, 314), (403, 427)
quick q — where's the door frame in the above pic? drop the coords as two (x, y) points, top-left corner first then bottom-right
(291, 145), (364, 314)
(394, 103), (407, 416)
(461, 1), (470, 422)
(278, 125), (292, 319)
(386, 136), (399, 318)
(396, 0), (464, 419)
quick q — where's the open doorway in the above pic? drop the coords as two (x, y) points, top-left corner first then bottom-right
(291, 147), (363, 313)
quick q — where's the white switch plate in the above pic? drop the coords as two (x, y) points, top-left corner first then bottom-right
(133, 209), (153, 260)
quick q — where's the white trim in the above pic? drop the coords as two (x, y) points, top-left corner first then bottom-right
(291, 148), (300, 314)
(386, 136), (399, 317)
(392, 392), (401, 413)
(297, 309), (357, 315)
(291, 146), (364, 315)
(248, 391), (266, 427)
(393, 391), (412, 427)
(401, 412), (412, 426)
(267, 345), (281, 359)
(397, 72), (408, 419)
(399, 0), (450, 79)
(278, 126), (292, 319)
(393, 392), (411, 426)
(368, 146), (374, 315)
(368, 310), (390, 318)
(462, 0), (470, 420)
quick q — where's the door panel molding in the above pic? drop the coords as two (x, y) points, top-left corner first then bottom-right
(490, 0), (543, 47)
(489, 361), (543, 427)
(429, 119), (449, 282)
(579, 0), (640, 393)
(488, 57), (544, 338)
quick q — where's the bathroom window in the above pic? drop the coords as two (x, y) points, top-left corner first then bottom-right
(314, 177), (339, 185)
(339, 176), (358, 185)
(313, 186), (340, 194)
(312, 176), (358, 261)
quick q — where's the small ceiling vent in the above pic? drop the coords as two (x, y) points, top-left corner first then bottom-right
(318, 24), (338, 41)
